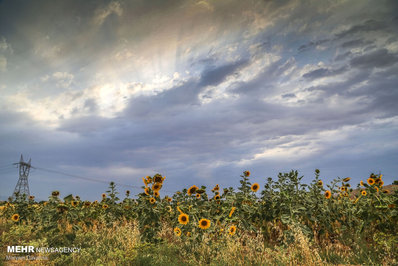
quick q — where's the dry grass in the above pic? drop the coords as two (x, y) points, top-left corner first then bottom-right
(2, 220), (396, 265)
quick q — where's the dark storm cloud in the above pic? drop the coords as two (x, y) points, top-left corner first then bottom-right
(231, 57), (296, 96)
(298, 39), (330, 52)
(120, 57), (251, 120)
(305, 70), (372, 96)
(297, 16), (393, 53)
(199, 59), (249, 87)
(341, 39), (372, 48)
(57, 115), (115, 135)
(350, 49), (398, 69)
(302, 66), (348, 80)
(352, 64), (398, 116)
(83, 99), (98, 113)
(334, 51), (352, 61)
(335, 19), (387, 39)
(282, 93), (296, 98)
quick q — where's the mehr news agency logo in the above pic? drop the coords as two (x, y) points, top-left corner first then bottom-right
(6, 245), (81, 261)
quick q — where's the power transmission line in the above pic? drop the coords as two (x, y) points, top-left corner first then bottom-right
(0, 168), (17, 174)
(0, 164), (15, 170)
(33, 166), (175, 193)
(0, 163), (15, 168)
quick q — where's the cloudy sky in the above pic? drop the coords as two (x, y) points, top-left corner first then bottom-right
(1, 0), (397, 201)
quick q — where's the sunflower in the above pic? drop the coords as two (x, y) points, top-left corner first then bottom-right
(11, 214), (20, 222)
(152, 182), (162, 191)
(56, 204), (68, 213)
(149, 197), (156, 204)
(199, 218), (211, 229)
(142, 177), (148, 186)
(174, 227), (181, 236)
(375, 178), (381, 184)
(229, 225), (237, 236)
(29, 195), (35, 200)
(325, 190), (331, 199)
(71, 201), (79, 207)
(361, 190), (367, 196)
(52, 191), (60, 197)
(343, 177), (351, 182)
(318, 180), (323, 186)
(367, 178), (375, 185)
(146, 176), (152, 184)
(144, 187), (150, 195)
(343, 192), (349, 197)
(251, 183), (260, 192)
(178, 213), (189, 225)
(102, 204), (109, 209)
(375, 187), (379, 193)
(153, 174), (164, 184)
(167, 197), (172, 203)
(214, 195), (221, 200)
(340, 186), (346, 192)
(196, 189), (205, 194)
(102, 193), (106, 198)
(360, 180), (364, 186)
(84, 201), (91, 207)
(382, 190), (390, 194)
(379, 180), (384, 187)
(186, 232), (191, 237)
(154, 191), (160, 198)
(244, 170), (250, 177)
(229, 207), (236, 218)
(196, 194), (201, 199)
(187, 185), (199, 196)
(212, 184), (220, 192)
(0, 206), (5, 211)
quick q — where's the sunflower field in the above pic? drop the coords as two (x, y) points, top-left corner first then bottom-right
(1, 171), (397, 265)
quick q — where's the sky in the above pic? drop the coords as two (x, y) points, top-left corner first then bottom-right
(1, 0), (398, 201)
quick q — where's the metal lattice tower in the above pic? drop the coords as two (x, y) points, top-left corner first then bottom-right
(12, 155), (32, 199)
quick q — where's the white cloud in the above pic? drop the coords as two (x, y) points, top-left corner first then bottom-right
(52, 72), (74, 88)
(0, 37), (13, 54)
(93, 1), (123, 26)
(41, 75), (50, 82)
(195, 1), (214, 12)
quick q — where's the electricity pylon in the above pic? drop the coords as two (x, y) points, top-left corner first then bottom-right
(12, 154), (32, 199)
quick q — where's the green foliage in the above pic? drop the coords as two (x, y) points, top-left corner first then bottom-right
(1, 171), (397, 265)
